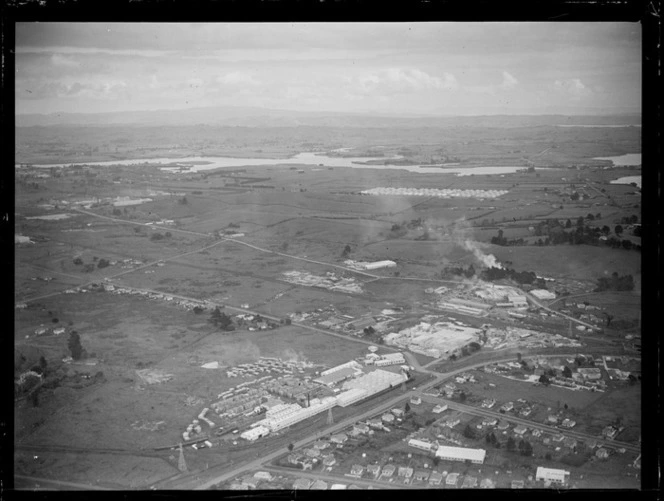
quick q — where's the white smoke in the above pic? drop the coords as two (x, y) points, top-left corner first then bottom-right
(449, 216), (503, 269)
(461, 239), (503, 269)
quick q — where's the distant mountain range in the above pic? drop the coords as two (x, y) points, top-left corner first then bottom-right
(15, 105), (641, 128)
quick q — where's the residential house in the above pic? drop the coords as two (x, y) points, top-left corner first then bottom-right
(462, 476), (478, 488)
(552, 434), (565, 443)
(380, 464), (396, 478)
(585, 439), (598, 450)
(397, 466), (414, 479)
(354, 423), (370, 434)
(330, 433), (348, 444)
(500, 402), (514, 412)
(480, 478), (495, 488)
(496, 421), (510, 431)
(240, 476), (260, 489)
(563, 437), (577, 449)
(310, 480), (328, 490)
(358, 462), (376, 478)
(322, 454), (337, 467)
(391, 408), (405, 418)
(513, 425), (528, 436)
(305, 448), (321, 458)
(414, 470), (430, 482)
(481, 398), (496, 409)
(482, 417), (498, 427)
(330, 484), (347, 490)
(444, 418), (461, 428)
(561, 419), (576, 428)
(381, 413), (395, 424)
(433, 404), (448, 414)
(531, 429), (543, 438)
(445, 472), (460, 487)
(350, 464), (365, 477)
(511, 480), (525, 489)
(293, 478), (312, 490)
(368, 418), (384, 429)
(429, 471), (443, 485)
(410, 396), (422, 405)
(253, 471), (272, 481)
(602, 426), (619, 440)
(519, 407), (532, 417)
(313, 440), (330, 450)
(596, 448), (610, 459)
(347, 427), (362, 438)
(547, 415), (559, 424)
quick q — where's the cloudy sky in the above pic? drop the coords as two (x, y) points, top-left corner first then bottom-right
(15, 22), (641, 116)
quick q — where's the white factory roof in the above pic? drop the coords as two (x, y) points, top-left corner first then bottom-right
(536, 467), (570, 482)
(435, 446), (486, 462)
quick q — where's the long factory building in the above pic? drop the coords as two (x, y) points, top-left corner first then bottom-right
(250, 369), (408, 433)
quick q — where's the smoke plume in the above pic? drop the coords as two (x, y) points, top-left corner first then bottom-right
(450, 216), (503, 269)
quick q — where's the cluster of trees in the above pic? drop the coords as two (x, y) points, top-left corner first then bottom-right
(595, 272), (635, 292)
(481, 266), (544, 287)
(150, 231), (173, 241)
(73, 256), (111, 270)
(441, 264), (475, 279)
(68, 331), (86, 360)
(460, 342), (482, 357)
(208, 307), (235, 331)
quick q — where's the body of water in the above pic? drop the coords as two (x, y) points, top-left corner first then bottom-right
(592, 153), (641, 166)
(22, 152), (547, 176)
(610, 176), (642, 189)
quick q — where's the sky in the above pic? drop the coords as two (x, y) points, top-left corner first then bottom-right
(15, 22), (642, 116)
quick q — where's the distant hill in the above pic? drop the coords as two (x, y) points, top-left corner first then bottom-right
(15, 106), (641, 129)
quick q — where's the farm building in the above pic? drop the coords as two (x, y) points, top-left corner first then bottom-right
(536, 467), (570, 485)
(362, 260), (397, 270)
(530, 289), (557, 300)
(435, 446), (486, 464)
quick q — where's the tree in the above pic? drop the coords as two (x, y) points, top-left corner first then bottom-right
(97, 258), (110, 269)
(615, 225), (623, 236)
(179, 196), (188, 205)
(562, 366), (572, 378)
(602, 225), (611, 236)
(586, 213), (595, 221)
(73, 257), (83, 265)
(459, 391), (467, 403)
(565, 219), (572, 228)
(516, 353), (522, 362)
(538, 374), (550, 385)
(463, 424), (475, 439)
(506, 436), (516, 452)
(68, 331), (84, 360)
(341, 244), (352, 258)
(404, 403), (411, 413)
(288, 443), (294, 452)
(39, 356), (47, 371)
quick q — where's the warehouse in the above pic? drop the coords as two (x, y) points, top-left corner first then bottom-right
(320, 360), (363, 377)
(374, 352), (406, 367)
(535, 467), (570, 484)
(362, 260), (397, 270)
(241, 425), (270, 441)
(314, 366), (358, 386)
(336, 388), (368, 407)
(435, 446), (486, 464)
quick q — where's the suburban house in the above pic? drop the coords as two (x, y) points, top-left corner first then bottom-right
(429, 471), (444, 485)
(563, 437), (578, 449)
(397, 466), (414, 478)
(513, 425), (528, 435)
(305, 448), (321, 458)
(480, 478), (495, 488)
(253, 471), (272, 481)
(391, 408), (405, 417)
(330, 433), (348, 444)
(511, 480), (525, 489)
(293, 478), (313, 490)
(596, 448), (610, 459)
(381, 413), (395, 423)
(366, 464), (381, 477)
(410, 396), (422, 405)
(462, 476), (478, 488)
(433, 404), (448, 414)
(349, 464), (365, 477)
(323, 455), (337, 467)
(445, 473), (460, 487)
(414, 470), (430, 482)
(380, 464), (396, 478)
(310, 480), (328, 490)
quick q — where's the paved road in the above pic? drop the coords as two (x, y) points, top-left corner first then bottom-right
(14, 474), (109, 491)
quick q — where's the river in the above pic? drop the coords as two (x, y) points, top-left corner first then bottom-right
(22, 152), (547, 176)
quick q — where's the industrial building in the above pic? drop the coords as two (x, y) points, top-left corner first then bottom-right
(374, 352), (406, 366)
(257, 397), (337, 432)
(313, 366), (358, 386)
(341, 368), (407, 395)
(241, 425), (270, 441)
(435, 446), (486, 464)
(530, 289), (557, 300)
(335, 388), (369, 407)
(535, 467), (570, 484)
(362, 260), (397, 270)
(319, 360), (363, 377)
